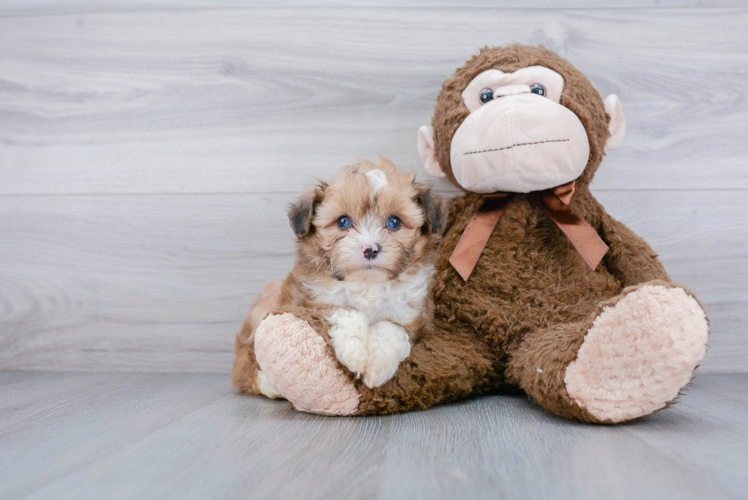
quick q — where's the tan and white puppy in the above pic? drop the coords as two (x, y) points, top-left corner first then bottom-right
(241, 157), (444, 393)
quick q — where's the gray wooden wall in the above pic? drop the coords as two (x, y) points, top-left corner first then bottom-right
(1, 1), (746, 374)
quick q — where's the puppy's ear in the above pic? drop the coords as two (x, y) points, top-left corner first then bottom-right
(414, 183), (445, 235)
(288, 182), (326, 238)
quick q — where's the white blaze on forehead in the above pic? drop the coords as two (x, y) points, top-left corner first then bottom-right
(365, 169), (388, 194)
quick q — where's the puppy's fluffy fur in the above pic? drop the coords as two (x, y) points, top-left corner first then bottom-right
(233, 157), (445, 395)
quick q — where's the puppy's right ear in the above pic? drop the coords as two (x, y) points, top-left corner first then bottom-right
(414, 183), (446, 235)
(288, 182), (326, 238)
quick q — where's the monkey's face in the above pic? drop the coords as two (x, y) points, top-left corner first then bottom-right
(450, 66), (589, 194)
(417, 45), (626, 193)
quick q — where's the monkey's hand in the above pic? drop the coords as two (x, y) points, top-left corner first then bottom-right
(600, 210), (670, 287)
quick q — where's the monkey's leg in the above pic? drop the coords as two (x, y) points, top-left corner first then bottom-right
(508, 281), (709, 424)
(354, 323), (502, 415)
(253, 307), (500, 416)
(252, 306), (358, 414)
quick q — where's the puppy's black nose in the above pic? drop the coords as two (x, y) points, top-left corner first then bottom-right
(363, 243), (380, 260)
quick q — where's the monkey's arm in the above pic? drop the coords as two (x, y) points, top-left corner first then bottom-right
(598, 209), (670, 287)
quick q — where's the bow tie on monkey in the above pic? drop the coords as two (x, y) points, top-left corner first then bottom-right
(417, 64), (625, 280)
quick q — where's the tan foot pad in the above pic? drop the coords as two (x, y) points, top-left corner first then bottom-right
(254, 313), (359, 416)
(565, 285), (708, 423)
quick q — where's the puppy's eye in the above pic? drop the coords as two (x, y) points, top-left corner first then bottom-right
(336, 216), (351, 229)
(386, 215), (401, 230)
(529, 83), (546, 97)
(480, 88), (494, 104)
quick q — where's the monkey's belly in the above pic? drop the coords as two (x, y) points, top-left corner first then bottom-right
(433, 215), (621, 356)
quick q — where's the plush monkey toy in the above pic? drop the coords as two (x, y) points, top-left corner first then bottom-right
(239, 44), (709, 424)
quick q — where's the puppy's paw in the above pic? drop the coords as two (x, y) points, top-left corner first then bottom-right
(327, 308), (369, 378)
(363, 321), (411, 389)
(256, 370), (282, 399)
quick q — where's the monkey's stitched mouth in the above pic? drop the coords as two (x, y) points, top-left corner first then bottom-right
(463, 138), (570, 156)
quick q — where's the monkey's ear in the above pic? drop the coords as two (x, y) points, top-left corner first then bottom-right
(604, 95), (626, 151)
(415, 184), (446, 235)
(417, 125), (446, 178)
(288, 183), (326, 238)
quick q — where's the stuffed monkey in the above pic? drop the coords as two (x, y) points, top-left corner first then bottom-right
(235, 44), (709, 424)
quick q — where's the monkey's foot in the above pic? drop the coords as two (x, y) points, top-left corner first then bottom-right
(254, 313), (359, 416)
(565, 285), (708, 423)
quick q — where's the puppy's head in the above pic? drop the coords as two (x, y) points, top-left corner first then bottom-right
(289, 157), (444, 282)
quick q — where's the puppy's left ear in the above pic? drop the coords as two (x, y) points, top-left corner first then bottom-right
(288, 182), (326, 238)
(414, 184), (445, 235)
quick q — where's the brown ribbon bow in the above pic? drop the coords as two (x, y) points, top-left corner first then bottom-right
(449, 181), (609, 281)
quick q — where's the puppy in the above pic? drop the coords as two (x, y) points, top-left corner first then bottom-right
(233, 157), (444, 397)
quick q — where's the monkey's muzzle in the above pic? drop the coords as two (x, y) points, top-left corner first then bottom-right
(450, 94), (590, 194)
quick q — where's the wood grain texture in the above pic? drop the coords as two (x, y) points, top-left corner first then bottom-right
(0, 372), (746, 500)
(1, 8), (748, 195)
(0, 1), (744, 18)
(0, 5), (746, 374)
(0, 190), (745, 373)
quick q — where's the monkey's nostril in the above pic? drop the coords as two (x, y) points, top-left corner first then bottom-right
(363, 244), (381, 260)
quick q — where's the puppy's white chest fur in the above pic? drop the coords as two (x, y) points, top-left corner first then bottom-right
(304, 265), (433, 326)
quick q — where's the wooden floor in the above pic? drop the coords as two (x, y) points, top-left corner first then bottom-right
(0, 372), (745, 500)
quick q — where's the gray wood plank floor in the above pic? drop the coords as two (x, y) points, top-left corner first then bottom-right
(1, 4), (747, 374)
(0, 372), (746, 500)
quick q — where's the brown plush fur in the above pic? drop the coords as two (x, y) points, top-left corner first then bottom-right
(233, 158), (444, 395)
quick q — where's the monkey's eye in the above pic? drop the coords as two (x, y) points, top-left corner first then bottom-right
(479, 88), (494, 104)
(386, 215), (401, 230)
(530, 83), (546, 97)
(336, 215), (352, 229)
